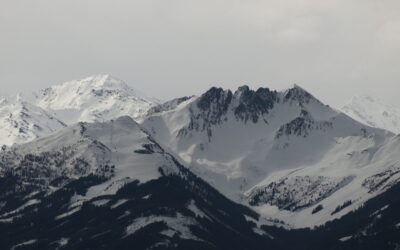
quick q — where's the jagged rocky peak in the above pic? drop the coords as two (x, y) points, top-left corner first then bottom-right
(196, 85), (279, 122)
(233, 85), (278, 123)
(283, 84), (318, 105)
(176, 84), (327, 139)
(197, 87), (233, 112)
(195, 84), (320, 119)
(234, 85), (277, 99)
(181, 88), (232, 136)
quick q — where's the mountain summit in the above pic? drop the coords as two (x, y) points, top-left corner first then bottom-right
(32, 74), (158, 124)
(0, 75), (159, 146)
(1, 80), (400, 249)
(143, 84), (396, 228)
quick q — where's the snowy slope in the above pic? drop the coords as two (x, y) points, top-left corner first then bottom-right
(0, 82), (400, 248)
(142, 85), (399, 228)
(0, 96), (66, 147)
(341, 95), (400, 134)
(0, 116), (276, 249)
(1, 116), (180, 191)
(32, 74), (158, 124)
(2, 74), (400, 231)
(0, 74), (158, 146)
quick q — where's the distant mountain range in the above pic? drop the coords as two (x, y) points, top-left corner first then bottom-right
(1, 76), (400, 249)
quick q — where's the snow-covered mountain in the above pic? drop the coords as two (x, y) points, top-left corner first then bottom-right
(31, 74), (158, 124)
(142, 84), (400, 228)
(0, 116), (179, 186)
(0, 116), (277, 249)
(0, 96), (66, 147)
(341, 95), (400, 134)
(1, 82), (400, 249)
(0, 74), (159, 146)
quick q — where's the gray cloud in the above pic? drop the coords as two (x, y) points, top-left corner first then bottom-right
(1, 0), (399, 107)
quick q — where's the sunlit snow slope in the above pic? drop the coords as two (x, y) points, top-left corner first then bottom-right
(0, 75), (158, 146)
(0, 96), (66, 147)
(32, 74), (158, 124)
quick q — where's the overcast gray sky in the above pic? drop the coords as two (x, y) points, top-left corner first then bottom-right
(1, 0), (399, 107)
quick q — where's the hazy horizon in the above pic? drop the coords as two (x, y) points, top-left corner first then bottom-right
(1, 0), (399, 107)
